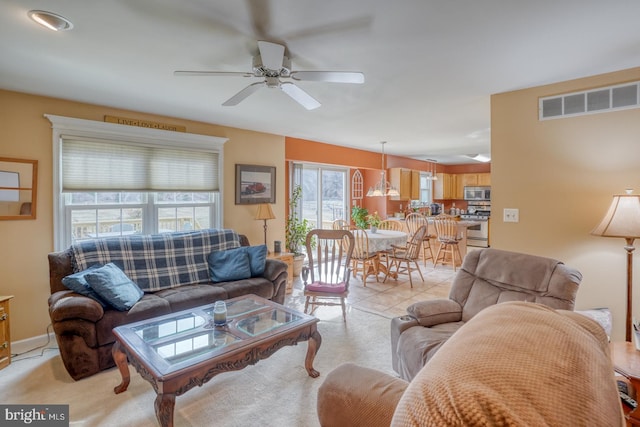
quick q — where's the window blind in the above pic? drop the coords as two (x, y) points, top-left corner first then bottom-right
(61, 138), (219, 192)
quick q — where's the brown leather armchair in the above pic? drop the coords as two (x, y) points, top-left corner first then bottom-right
(390, 248), (582, 381)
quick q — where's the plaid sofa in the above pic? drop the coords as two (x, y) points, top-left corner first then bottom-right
(48, 229), (288, 380)
(71, 229), (241, 292)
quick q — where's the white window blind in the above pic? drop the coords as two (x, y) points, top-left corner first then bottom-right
(62, 138), (219, 192)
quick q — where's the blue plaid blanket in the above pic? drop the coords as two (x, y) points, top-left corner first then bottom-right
(71, 229), (241, 292)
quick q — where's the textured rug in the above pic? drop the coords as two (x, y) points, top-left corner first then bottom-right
(0, 307), (394, 427)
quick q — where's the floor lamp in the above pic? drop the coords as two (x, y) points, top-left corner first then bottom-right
(591, 189), (640, 342)
(255, 203), (276, 250)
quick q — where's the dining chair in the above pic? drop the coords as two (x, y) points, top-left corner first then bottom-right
(351, 228), (379, 287)
(405, 213), (434, 266)
(377, 220), (403, 270)
(332, 219), (350, 230)
(302, 229), (355, 322)
(383, 225), (427, 288)
(379, 219), (403, 231)
(432, 214), (463, 271)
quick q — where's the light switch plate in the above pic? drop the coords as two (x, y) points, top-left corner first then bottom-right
(504, 208), (519, 223)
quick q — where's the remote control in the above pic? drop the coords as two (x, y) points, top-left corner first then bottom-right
(620, 390), (638, 409)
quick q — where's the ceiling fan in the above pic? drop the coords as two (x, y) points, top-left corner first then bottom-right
(174, 41), (365, 110)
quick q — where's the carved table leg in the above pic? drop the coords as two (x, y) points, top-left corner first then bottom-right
(112, 341), (130, 394)
(305, 328), (322, 378)
(155, 393), (176, 427)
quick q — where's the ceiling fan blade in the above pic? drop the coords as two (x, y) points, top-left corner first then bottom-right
(290, 71), (365, 84)
(280, 82), (321, 110)
(174, 71), (254, 77)
(222, 82), (264, 106)
(257, 40), (284, 70)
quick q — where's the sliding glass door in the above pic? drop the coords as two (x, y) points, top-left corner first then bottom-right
(292, 163), (348, 230)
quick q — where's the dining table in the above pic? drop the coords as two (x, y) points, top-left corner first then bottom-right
(365, 229), (408, 252)
(364, 229), (408, 279)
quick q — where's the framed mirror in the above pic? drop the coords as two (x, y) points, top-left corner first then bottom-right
(0, 157), (37, 220)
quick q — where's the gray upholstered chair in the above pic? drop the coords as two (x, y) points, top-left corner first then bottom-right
(390, 247), (582, 381)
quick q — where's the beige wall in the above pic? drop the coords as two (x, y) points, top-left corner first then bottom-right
(6, 66), (640, 342)
(491, 67), (640, 341)
(222, 129), (286, 247)
(0, 90), (285, 341)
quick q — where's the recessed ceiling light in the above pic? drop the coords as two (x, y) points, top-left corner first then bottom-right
(27, 10), (73, 32)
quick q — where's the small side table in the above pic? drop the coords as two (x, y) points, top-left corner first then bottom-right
(0, 295), (14, 370)
(610, 341), (640, 425)
(268, 252), (294, 294)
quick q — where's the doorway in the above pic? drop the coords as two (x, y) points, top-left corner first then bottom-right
(292, 163), (349, 230)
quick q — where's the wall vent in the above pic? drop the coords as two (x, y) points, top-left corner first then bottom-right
(539, 81), (640, 120)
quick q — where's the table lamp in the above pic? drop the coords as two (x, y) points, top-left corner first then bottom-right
(591, 189), (640, 342)
(255, 203), (276, 248)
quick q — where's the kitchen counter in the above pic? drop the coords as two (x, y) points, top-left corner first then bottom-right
(387, 217), (480, 262)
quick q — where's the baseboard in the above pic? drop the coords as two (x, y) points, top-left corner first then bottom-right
(12, 330), (57, 355)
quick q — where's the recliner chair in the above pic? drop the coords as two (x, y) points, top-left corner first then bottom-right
(390, 247), (582, 381)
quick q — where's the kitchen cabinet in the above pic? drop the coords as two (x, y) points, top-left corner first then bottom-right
(434, 173), (453, 199)
(461, 174), (478, 187)
(453, 175), (465, 199)
(410, 170), (420, 199)
(435, 173), (490, 200)
(389, 168), (420, 200)
(477, 173), (491, 186)
(460, 173), (491, 187)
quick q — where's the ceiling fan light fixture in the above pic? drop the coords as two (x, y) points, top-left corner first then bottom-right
(28, 10), (73, 32)
(175, 40), (364, 110)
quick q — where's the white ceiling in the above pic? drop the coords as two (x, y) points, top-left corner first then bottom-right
(2, 1), (640, 164)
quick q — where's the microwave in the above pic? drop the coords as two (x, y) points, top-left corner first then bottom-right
(464, 186), (491, 201)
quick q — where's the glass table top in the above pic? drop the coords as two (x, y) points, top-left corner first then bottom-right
(202, 297), (265, 319)
(235, 309), (302, 337)
(120, 295), (311, 369)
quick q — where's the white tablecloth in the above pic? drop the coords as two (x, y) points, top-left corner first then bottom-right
(365, 229), (408, 252)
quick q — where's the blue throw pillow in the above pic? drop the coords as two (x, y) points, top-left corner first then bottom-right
(61, 264), (108, 307)
(208, 248), (252, 283)
(244, 245), (268, 277)
(84, 263), (144, 311)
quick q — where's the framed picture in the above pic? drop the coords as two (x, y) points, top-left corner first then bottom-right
(0, 157), (38, 220)
(235, 164), (276, 205)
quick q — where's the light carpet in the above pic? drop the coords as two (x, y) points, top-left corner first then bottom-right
(0, 306), (395, 427)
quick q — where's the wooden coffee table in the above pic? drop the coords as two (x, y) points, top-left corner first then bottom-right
(112, 294), (321, 427)
(610, 341), (640, 425)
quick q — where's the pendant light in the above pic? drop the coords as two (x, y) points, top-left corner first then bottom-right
(366, 141), (399, 197)
(425, 159), (438, 180)
(431, 160), (438, 180)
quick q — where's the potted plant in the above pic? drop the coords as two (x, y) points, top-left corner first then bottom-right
(286, 185), (312, 275)
(351, 205), (369, 229)
(366, 211), (382, 233)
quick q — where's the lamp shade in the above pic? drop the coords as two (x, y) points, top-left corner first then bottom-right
(255, 203), (275, 221)
(591, 192), (640, 238)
